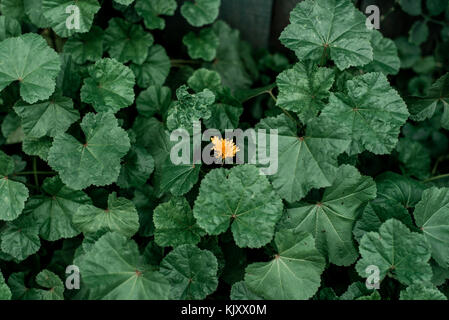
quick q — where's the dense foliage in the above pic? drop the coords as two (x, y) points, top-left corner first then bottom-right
(0, 0), (449, 300)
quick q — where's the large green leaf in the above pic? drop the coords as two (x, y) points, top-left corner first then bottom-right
(244, 229), (325, 300)
(396, 137), (431, 179)
(280, 0), (373, 70)
(135, 0), (177, 30)
(0, 151), (29, 221)
(282, 165), (376, 265)
(153, 197), (205, 247)
(14, 93), (79, 138)
(320, 72), (409, 155)
(136, 85), (171, 118)
(104, 17), (153, 65)
(414, 187), (449, 268)
(117, 146), (154, 189)
(407, 73), (449, 129)
(74, 232), (171, 299)
(23, 0), (50, 28)
(276, 61), (335, 123)
(181, 0), (221, 27)
(230, 281), (263, 300)
(0, 0), (25, 20)
(0, 214), (40, 261)
(0, 33), (60, 104)
(80, 58), (136, 113)
(48, 112), (131, 190)
(256, 114), (350, 203)
(183, 28), (219, 62)
(26, 176), (91, 241)
(131, 45), (170, 88)
(160, 244), (218, 299)
(73, 192), (139, 237)
(42, 0), (101, 37)
(63, 26), (104, 64)
(356, 219), (432, 285)
(193, 165), (283, 248)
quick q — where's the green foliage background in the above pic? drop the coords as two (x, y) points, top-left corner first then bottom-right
(0, 0), (449, 300)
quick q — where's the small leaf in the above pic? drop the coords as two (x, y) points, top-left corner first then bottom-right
(1, 214), (40, 261)
(135, 0), (177, 30)
(181, 0), (221, 27)
(117, 146), (154, 189)
(131, 45), (171, 88)
(0, 16), (21, 41)
(409, 21), (429, 45)
(0, 269), (11, 300)
(63, 26), (104, 64)
(400, 282), (447, 300)
(136, 85), (171, 118)
(376, 172), (425, 208)
(183, 28), (219, 62)
(34, 270), (64, 300)
(363, 30), (400, 75)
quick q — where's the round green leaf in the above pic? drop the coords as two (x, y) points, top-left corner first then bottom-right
(160, 244), (218, 299)
(131, 44), (170, 88)
(135, 0), (177, 30)
(136, 85), (172, 118)
(0, 33), (61, 104)
(400, 282), (447, 300)
(23, 0), (50, 28)
(0, 269), (11, 300)
(244, 229), (325, 300)
(80, 58), (136, 113)
(153, 197), (205, 248)
(117, 146), (154, 189)
(63, 26), (104, 64)
(181, 0), (220, 27)
(48, 112), (131, 190)
(34, 270), (64, 300)
(0, 16), (21, 41)
(193, 164), (283, 248)
(183, 28), (219, 62)
(104, 17), (153, 65)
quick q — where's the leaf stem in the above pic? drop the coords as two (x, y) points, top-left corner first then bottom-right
(15, 171), (56, 176)
(423, 173), (449, 183)
(170, 59), (201, 66)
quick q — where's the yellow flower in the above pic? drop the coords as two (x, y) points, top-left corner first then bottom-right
(211, 136), (240, 160)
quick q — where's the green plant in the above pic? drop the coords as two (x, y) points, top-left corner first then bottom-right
(0, 0), (448, 301)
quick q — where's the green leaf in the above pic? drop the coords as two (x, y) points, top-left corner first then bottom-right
(135, 0), (177, 30)
(160, 244), (218, 299)
(74, 232), (171, 299)
(0, 269), (11, 300)
(209, 21), (252, 90)
(0, 34), (61, 104)
(399, 0), (422, 16)
(24, 176), (90, 241)
(104, 17), (154, 65)
(407, 73), (449, 129)
(363, 30), (400, 75)
(320, 72), (409, 155)
(203, 103), (243, 131)
(376, 172), (425, 208)
(155, 156), (201, 196)
(22, 136), (52, 160)
(0, 151), (29, 221)
(396, 138), (431, 179)
(282, 165), (376, 265)
(117, 146), (154, 189)
(276, 61), (335, 123)
(400, 282), (447, 300)
(23, 0), (50, 28)
(42, 0), (101, 37)
(409, 21), (429, 45)
(1, 111), (24, 144)
(353, 198), (414, 243)
(153, 197), (205, 247)
(427, 0), (449, 15)
(187, 68), (222, 94)
(14, 93), (79, 138)
(395, 37), (421, 69)
(414, 187), (449, 268)
(63, 26), (104, 64)
(48, 112), (131, 190)
(166, 85), (215, 131)
(34, 270), (64, 300)
(131, 45), (170, 88)
(256, 114), (350, 203)
(0, 16), (21, 41)
(230, 281), (263, 300)
(80, 58), (136, 113)
(114, 0), (134, 5)
(1, 214), (40, 261)
(73, 192), (139, 237)
(181, 0), (221, 27)
(193, 164), (283, 248)
(183, 28), (219, 62)
(280, 0), (373, 70)
(0, 0), (25, 20)
(136, 85), (171, 118)
(244, 229), (325, 300)
(356, 219), (432, 286)
(340, 282), (378, 300)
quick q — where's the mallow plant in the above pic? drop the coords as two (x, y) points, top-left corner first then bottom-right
(0, 0), (449, 301)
